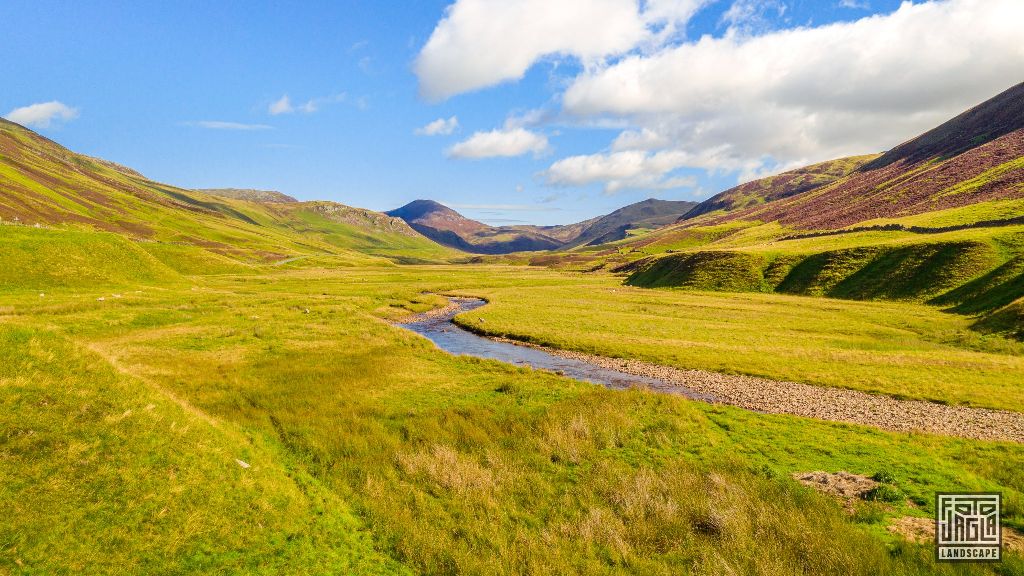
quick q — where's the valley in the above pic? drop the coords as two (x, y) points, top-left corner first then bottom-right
(1, 75), (1023, 575)
(3, 266), (1023, 574)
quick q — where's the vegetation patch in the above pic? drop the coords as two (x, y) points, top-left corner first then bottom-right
(0, 226), (180, 290)
(626, 251), (767, 291)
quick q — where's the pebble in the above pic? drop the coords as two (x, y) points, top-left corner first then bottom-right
(499, 338), (1024, 443)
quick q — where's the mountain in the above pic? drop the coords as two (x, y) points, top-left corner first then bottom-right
(686, 81), (1024, 231)
(386, 199), (561, 253)
(197, 188), (298, 203)
(863, 80), (1024, 171)
(568, 82), (1024, 340)
(566, 198), (696, 247)
(0, 118), (453, 270)
(385, 199), (489, 236)
(683, 155), (878, 220)
(387, 198), (696, 254)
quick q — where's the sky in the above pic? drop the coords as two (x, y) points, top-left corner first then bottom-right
(2, 0), (1023, 226)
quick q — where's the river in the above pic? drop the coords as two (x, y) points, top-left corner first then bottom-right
(399, 298), (713, 401)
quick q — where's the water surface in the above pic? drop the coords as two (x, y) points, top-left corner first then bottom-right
(400, 298), (712, 401)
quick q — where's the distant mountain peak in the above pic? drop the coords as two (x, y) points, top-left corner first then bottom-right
(387, 199), (461, 220)
(386, 197), (696, 254)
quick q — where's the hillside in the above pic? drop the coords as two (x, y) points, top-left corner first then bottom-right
(698, 81), (1024, 230)
(387, 198), (696, 254)
(198, 188), (298, 203)
(525, 83), (1024, 340)
(0, 118), (454, 274)
(683, 155), (878, 219)
(566, 198), (696, 247)
(387, 199), (562, 253)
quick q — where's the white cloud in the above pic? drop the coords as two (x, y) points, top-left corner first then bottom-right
(4, 101), (79, 129)
(268, 93), (346, 115)
(643, 0), (711, 24)
(192, 121), (272, 131)
(557, 0), (1024, 188)
(720, 0), (787, 33)
(414, 0), (709, 101)
(416, 116), (459, 136)
(544, 149), (698, 194)
(611, 128), (671, 152)
(269, 95), (294, 115)
(448, 127), (549, 159)
(838, 0), (871, 9)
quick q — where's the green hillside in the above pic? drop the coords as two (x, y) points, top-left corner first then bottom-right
(0, 118), (455, 273)
(729, 86), (1020, 228)
(526, 85), (1021, 339)
(683, 155), (879, 219)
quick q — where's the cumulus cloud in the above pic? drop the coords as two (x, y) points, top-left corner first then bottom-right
(544, 149), (698, 194)
(4, 101), (79, 129)
(611, 128), (672, 152)
(414, 0), (709, 101)
(191, 121), (272, 131)
(557, 0), (1024, 188)
(447, 127), (549, 159)
(416, 116), (459, 136)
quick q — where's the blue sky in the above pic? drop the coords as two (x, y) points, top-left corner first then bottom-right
(2, 0), (1021, 225)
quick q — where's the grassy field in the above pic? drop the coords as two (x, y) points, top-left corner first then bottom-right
(455, 281), (1024, 411)
(605, 223), (1024, 345)
(2, 263), (1023, 574)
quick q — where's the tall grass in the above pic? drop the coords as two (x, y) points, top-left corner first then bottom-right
(3, 266), (1020, 573)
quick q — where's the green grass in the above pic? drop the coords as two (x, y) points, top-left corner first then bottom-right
(621, 226), (1024, 341)
(2, 263), (1022, 574)
(853, 198), (1024, 228)
(0, 226), (181, 290)
(0, 321), (405, 575)
(626, 250), (768, 291)
(456, 281), (1024, 411)
(0, 120), (457, 266)
(138, 242), (256, 275)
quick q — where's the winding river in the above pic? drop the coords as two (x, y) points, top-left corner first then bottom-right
(400, 298), (714, 401)
(397, 297), (1024, 443)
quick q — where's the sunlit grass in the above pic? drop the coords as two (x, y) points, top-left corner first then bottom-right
(2, 265), (1022, 574)
(458, 281), (1024, 411)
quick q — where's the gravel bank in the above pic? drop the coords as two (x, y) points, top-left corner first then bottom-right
(489, 336), (1024, 443)
(401, 297), (482, 323)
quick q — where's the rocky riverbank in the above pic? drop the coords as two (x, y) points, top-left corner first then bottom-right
(488, 336), (1024, 443)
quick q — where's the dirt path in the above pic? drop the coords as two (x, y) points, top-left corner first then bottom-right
(488, 336), (1024, 443)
